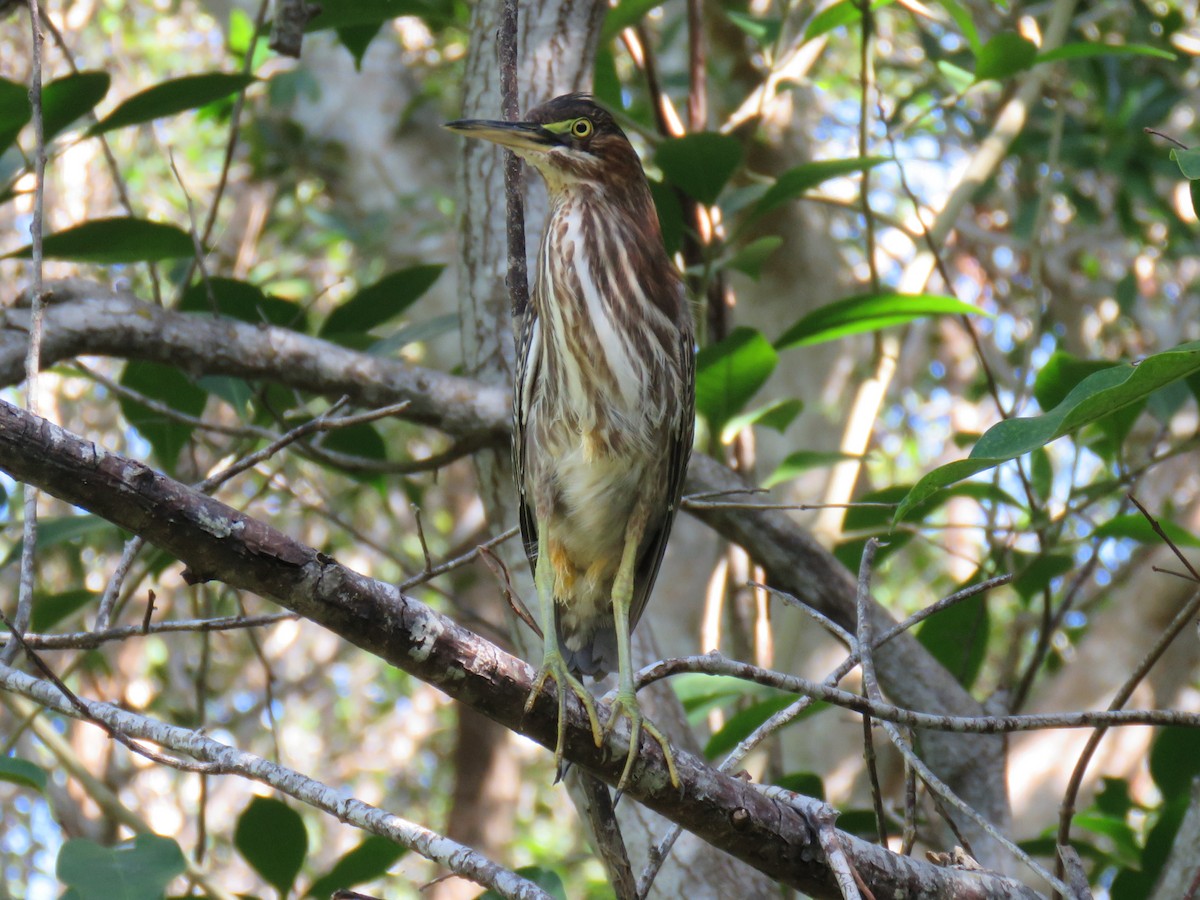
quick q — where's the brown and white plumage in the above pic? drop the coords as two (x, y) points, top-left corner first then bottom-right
(448, 94), (694, 788)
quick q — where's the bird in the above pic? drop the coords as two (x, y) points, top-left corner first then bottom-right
(446, 94), (695, 790)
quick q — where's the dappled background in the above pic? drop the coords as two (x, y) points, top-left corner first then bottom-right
(2, 0), (1199, 897)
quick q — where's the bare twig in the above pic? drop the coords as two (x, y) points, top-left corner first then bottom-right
(0, 663), (555, 900)
(4, 0), (49, 668)
(8, 613), (296, 650)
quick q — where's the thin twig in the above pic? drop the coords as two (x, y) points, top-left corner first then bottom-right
(4, 0), (48, 668)
(499, 0), (529, 317)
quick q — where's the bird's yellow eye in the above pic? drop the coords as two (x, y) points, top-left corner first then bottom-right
(571, 118), (593, 138)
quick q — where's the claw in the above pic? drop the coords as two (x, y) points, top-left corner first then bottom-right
(524, 650), (603, 775)
(603, 690), (680, 792)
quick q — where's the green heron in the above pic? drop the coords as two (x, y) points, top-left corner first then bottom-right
(447, 94), (694, 789)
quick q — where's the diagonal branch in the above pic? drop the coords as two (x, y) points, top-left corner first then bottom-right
(0, 279), (1008, 853)
(0, 398), (1040, 900)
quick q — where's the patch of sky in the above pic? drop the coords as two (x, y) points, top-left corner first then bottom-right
(930, 359), (946, 379)
(1064, 610), (1087, 629)
(232, 689), (256, 713)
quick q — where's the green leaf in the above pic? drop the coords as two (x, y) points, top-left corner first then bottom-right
(57, 834), (186, 900)
(1149, 727), (1200, 797)
(1094, 514), (1200, 548)
(320, 264), (444, 340)
(0, 757), (48, 792)
(179, 277), (306, 329)
(1033, 352), (1118, 411)
(119, 361), (208, 469)
(89, 73), (256, 135)
(776, 292), (986, 350)
(721, 398), (802, 444)
(0, 515), (115, 571)
(773, 771), (825, 801)
(725, 11), (781, 46)
(895, 344), (1200, 522)
(43, 72), (111, 142)
(724, 235), (782, 280)
(235, 796), (308, 897)
(32, 589), (97, 631)
(655, 133), (743, 206)
(2, 217), (194, 263)
(337, 23), (384, 69)
(803, 0), (894, 42)
(602, 0), (664, 41)
(753, 157), (889, 218)
(695, 327), (777, 436)
(916, 591), (989, 689)
(304, 0), (438, 32)
(1011, 553), (1073, 601)
(1029, 446), (1052, 503)
(368, 313), (460, 356)
(937, 0), (981, 56)
(1170, 147), (1200, 181)
(673, 673), (765, 719)
(0, 77), (30, 154)
(307, 835), (406, 898)
(705, 694), (796, 758)
(973, 33), (1038, 83)
(1038, 42), (1176, 65)
(763, 450), (857, 488)
(478, 867), (567, 900)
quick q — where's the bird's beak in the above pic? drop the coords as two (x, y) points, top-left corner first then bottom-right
(443, 118), (557, 154)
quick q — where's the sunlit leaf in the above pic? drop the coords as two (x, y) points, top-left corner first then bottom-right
(724, 235), (782, 279)
(1170, 147), (1200, 180)
(57, 835), (186, 900)
(235, 797), (308, 897)
(0, 757), (47, 792)
(763, 450), (857, 488)
(705, 694), (796, 758)
(602, 0), (664, 41)
(1093, 514), (1200, 548)
(974, 33), (1038, 82)
(695, 327), (777, 435)
(655, 132), (742, 206)
(721, 398), (802, 444)
(2, 217), (194, 263)
(725, 11), (781, 46)
(938, 0), (981, 56)
(776, 292), (986, 350)
(1038, 42), (1176, 65)
(0, 515), (115, 571)
(803, 0), (894, 42)
(895, 343), (1200, 522)
(89, 73), (256, 135)
(753, 157), (889, 218)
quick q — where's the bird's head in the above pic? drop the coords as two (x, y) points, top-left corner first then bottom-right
(445, 93), (645, 194)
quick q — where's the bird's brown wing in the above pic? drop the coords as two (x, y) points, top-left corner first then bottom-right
(628, 324), (696, 633)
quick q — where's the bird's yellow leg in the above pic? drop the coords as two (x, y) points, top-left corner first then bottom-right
(603, 513), (681, 791)
(523, 532), (603, 776)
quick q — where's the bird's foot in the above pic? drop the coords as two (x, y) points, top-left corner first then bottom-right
(523, 650), (603, 780)
(603, 689), (681, 792)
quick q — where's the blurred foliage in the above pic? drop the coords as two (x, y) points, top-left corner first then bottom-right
(0, 0), (1198, 897)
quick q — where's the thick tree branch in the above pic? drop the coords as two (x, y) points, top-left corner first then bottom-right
(0, 280), (1008, 848)
(0, 398), (1040, 900)
(1, 280), (510, 440)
